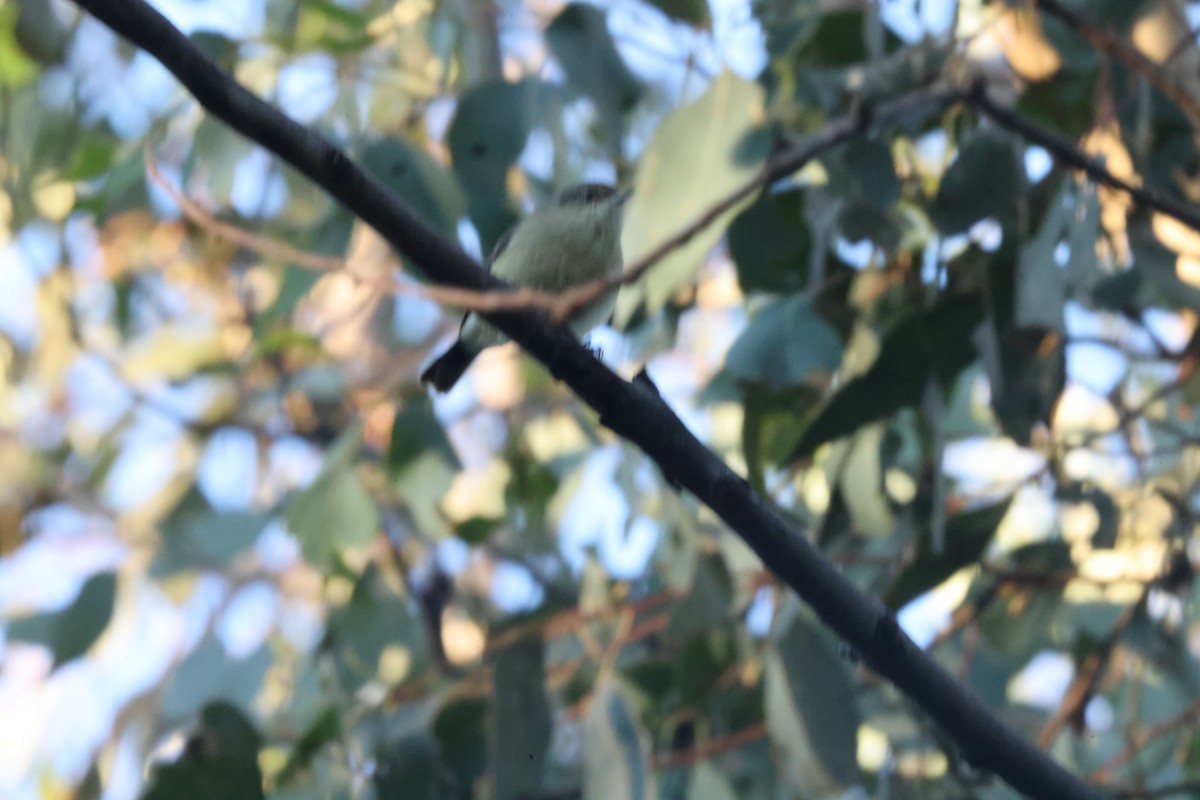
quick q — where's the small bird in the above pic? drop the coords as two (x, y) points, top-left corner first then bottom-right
(420, 183), (632, 392)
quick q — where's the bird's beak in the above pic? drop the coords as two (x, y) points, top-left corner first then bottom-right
(616, 188), (634, 205)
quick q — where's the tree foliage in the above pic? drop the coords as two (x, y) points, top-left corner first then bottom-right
(3, 0), (1200, 799)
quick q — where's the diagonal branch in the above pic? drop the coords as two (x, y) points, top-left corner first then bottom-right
(966, 87), (1200, 231)
(69, 1), (1103, 797)
(1033, 0), (1200, 131)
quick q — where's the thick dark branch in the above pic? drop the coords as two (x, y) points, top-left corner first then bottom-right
(70, 1), (1104, 797)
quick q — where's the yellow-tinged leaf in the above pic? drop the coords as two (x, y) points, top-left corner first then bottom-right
(1153, 212), (1200, 257)
(122, 325), (228, 381)
(996, 5), (1062, 81)
(1081, 121), (1138, 264)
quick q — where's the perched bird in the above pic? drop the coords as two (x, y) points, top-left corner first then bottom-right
(419, 183), (631, 392)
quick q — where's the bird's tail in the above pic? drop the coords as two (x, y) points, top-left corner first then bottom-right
(419, 340), (477, 392)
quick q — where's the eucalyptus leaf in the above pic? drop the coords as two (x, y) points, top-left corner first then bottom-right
(616, 71), (768, 322)
(765, 613), (861, 796)
(8, 571), (117, 668)
(724, 294), (843, 388)
(933, 133), (1022, 236)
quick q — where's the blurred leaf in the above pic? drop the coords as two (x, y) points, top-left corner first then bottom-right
(433, 696), (489, 793)
(582, 677), (656, 800)
(725, 294), (843, 388)
(1016, 71), (1098, 140)
(14, 0), (69, 65)
(0, 3), (37, 85)
(1058, 483), (1119, 550)
(142, 702), (264, 800)
(884, 497), (1014, 609)
(8, 572), (117, 668)
(374, 734), (442, 800)
(838, 201), (900, 252)
(727, 188), (810, 293)
(448, 79), (552, 250)
(842, 139), (899, 210)
(687, 761), (738, 800)
(285, 426), (379, 566)
(122, 325), (228, 381)
(162, 638), (273, 719)
(1095, 228), (1200, 314)
(836, 424), (894, 536)
(155, 506), (270, 575)
(792, 290), (985, 457)
(491, 636), (552, 800)
(546, 4), (643, 152)
(1016, 179), (1069, 331)
(454, 515), (500, 545)
(765, 613), (860, 796)
(740, 385), (821, 491)
(323, 564), (430, 689)
(675, 630), (736, 705)
(387, 393), (459, 478)
(616, 71), (768, 322)
(666, 553), (734, 640)
(646, 0), (710, 27)
(996, 5), (1062, 82)
(359, 137), (466, 240)
(932, 133), (1022, 235)
(277, 707), (340, 787)
(977, 542), (1072, 658)
(61, 136), (120, 181)
(991, 326), (1065, 446)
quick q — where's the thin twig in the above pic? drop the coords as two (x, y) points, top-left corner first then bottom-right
(966, 88), (1200, 232)
(1033, 0), (1200, 130)
(1090, 698), (1200, 782)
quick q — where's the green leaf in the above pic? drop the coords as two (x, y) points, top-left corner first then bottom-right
(155, 508), (271, 575)
(687, 762), (738, 800)
(0, 3), (37, 85)
(837, 201), (900, 252)
(162, 638), (273, 720)
(433, 696), (489, 792)
(932, 133), (1022, 235)
(675, 630), (736, 705)
(285, 426), (379, 567)
(386, 393), (459, 478)
(792, 290), (985, 457)
(545, 4), (643, 153)
(142, 702), (264, 800)
(976, 542), (1072, 658)
(765, 613), (861, 796)
(448, 79), (552, 251)
(835, 423), (894, 536)
(843, 139), (900, 209)
(1016, 179), (1071, 331)
(727, 188), (811, 293)
(991, 326), (1066, 446)
(884, 496), (1014, 609)
(359, 137), (466, 240)
(666, 553), (734, 641)
(491, 636), (552, 800)
(374, 734), (442, 800)
(616, 71), (768, 322)
(277, 707), (340, 787)
(582, 677), (656, 800)
(724, 294), (843, 388)
(323, 564), (430, 689)
(8, 572), (117, 668)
